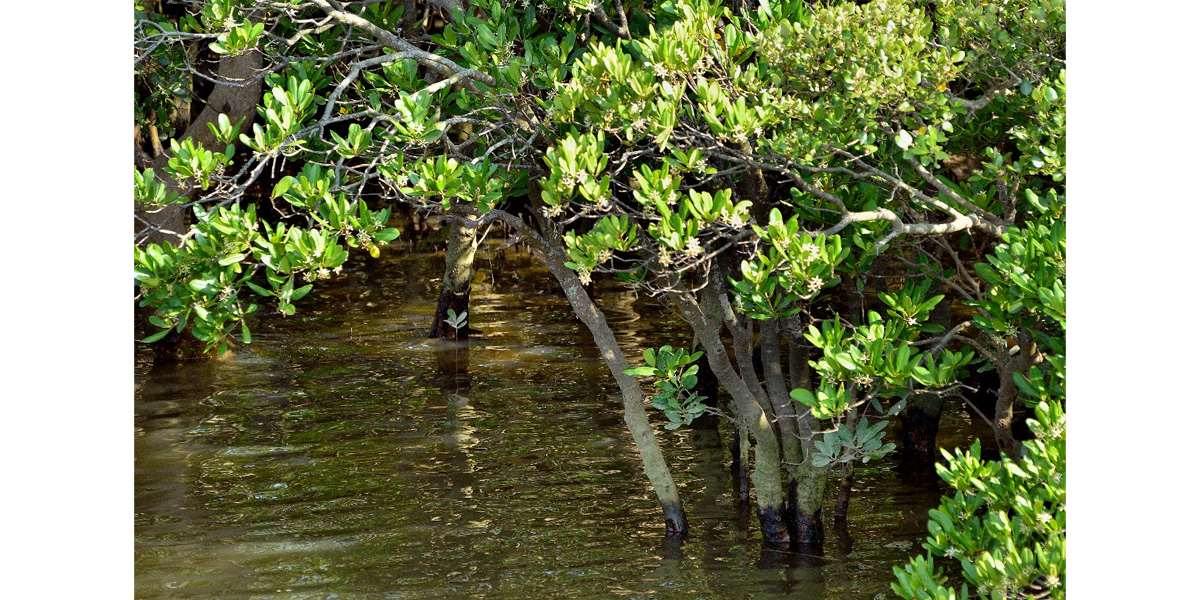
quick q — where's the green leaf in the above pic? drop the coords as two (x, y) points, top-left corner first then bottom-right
(291, 284), (313, 302)
(643, 348), (656, 369)
(834, 352), (857, 370)
(246, 281), (274, 297)
(141, 329), (172, 344)
(790, 388), (816, 406)
(272, 176), (294, 199)
(218, 253), (246, 266)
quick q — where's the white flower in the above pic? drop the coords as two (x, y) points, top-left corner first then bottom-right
(944, 546), (959, 559)
(658, 247), (672, 266)
(906, 316), (918, 326)
(578, 270), (592, 285)
(1045, 575), (1061, 588)
(806, 277), (824, 293)
(573, 170), (589, 186)
(596, 248), (612, 263)
(684, 237), (702, 258)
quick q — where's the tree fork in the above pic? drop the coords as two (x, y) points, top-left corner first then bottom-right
(670, 290), (789, 546)
(994, 331), (1043, 460)
(136, 42), (262, 248)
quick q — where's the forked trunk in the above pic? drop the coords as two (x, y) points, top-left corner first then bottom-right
(759, 320), (806, 540)
(669, 289), (788, 545)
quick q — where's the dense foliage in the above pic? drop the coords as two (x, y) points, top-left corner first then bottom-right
(134, 0), (1065, 594)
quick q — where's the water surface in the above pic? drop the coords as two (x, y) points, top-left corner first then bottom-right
(135, 236), (989, 599)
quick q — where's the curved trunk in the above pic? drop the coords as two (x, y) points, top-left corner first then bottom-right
(994, 331), (1043, 460)
(430, 219), (478, 340)
(532, 214), (688, 536)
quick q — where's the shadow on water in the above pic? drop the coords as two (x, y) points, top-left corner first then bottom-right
(135, 234), (989, 599)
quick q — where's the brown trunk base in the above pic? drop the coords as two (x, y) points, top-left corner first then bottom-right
(833, 515), (853, 556)
(793, 506), (826, 550)
(786, 479), (826, 549)
(662, 501), (689, 537)
(757, 505), (790, 546)
(429, 288), (470, 340)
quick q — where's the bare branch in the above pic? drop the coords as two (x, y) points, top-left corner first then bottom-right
(309, 0), (495, 88)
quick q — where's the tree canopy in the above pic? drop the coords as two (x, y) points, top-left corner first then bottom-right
(135, 0), (1066, 597)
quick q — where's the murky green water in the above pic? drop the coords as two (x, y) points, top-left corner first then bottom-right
(135, 234), (989, 599)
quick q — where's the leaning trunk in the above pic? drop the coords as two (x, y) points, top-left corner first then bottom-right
(532, 213), (688, 536)
(430, 218), (478, 340)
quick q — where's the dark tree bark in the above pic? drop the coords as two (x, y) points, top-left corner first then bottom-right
(899, 392), (944, 480)
(136, 48), (263, 247)
(994, 331), (1043, 460)
(786, 330), (827, 548)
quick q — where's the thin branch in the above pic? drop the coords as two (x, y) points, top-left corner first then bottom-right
(309, 0), (495, 88)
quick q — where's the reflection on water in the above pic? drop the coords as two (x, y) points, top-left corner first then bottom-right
(135, 238), (989, 599)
